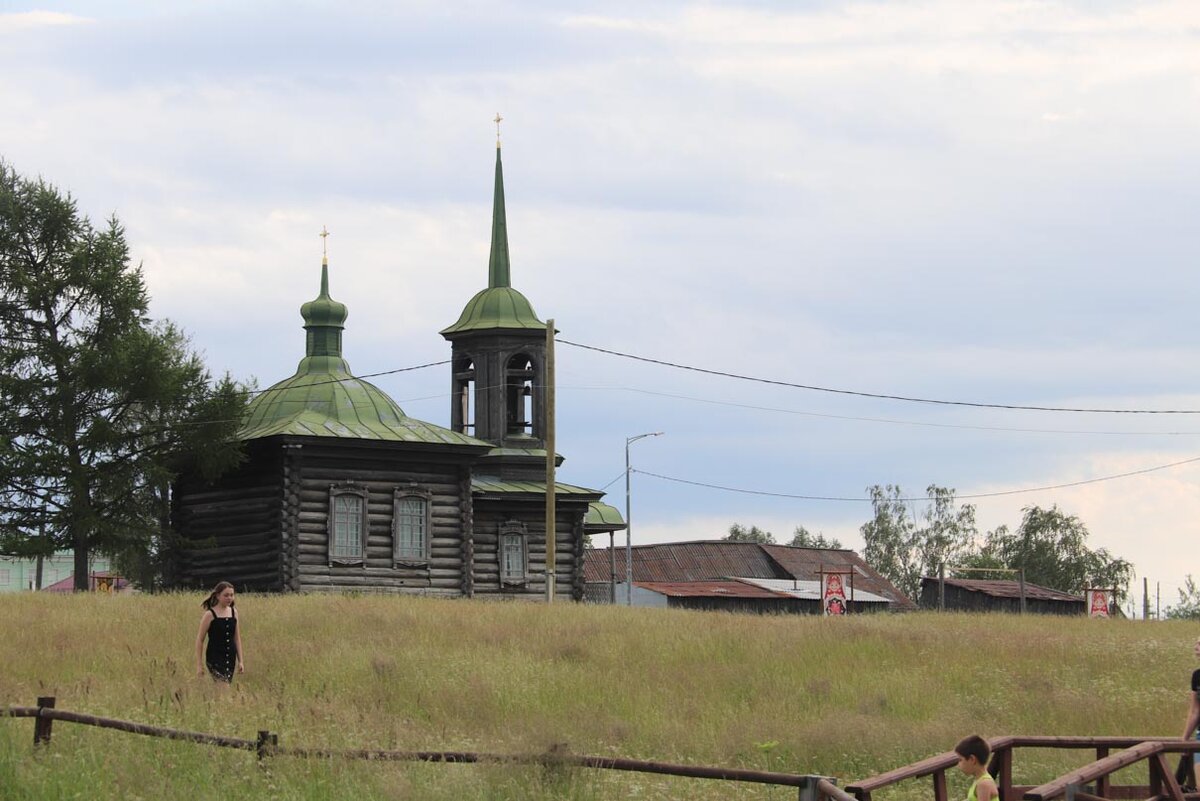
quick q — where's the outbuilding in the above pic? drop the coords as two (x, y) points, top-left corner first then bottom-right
(918, 577), (1088, 615)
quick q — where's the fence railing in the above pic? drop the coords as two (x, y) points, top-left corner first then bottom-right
(845, 736), (1200, 801)
(9, 698), (1198, 801)
(4, 697), (853, 801)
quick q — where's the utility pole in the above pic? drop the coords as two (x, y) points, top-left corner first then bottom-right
(1143, 576), (1149, 621)
(544, 319), (556, 603)
(35, 521), (45, 591)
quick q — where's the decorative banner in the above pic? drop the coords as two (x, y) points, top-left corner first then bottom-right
(1086, 589), (1110, 618)
(822, 572), (849, 616)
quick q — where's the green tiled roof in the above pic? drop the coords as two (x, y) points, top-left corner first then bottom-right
(585, 502), (626, 530)
(239, 261), (489, 449)
(440, 146), (545, 336)
(471, 477), (601, 497)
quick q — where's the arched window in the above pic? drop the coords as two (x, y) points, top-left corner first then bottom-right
(453, 357), (475, 433)
(393, 488), (431, 565)
(505, 353), (535, 436)
(499, 520), (528, 585)
(328, 484), (368, 565)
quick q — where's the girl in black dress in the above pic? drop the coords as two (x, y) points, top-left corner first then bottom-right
(194, 581), (245, 683)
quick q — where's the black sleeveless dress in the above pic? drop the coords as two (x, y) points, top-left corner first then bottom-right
(205, 608), (238, 682)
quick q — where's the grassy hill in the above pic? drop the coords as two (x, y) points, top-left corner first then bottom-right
(0, 592), (1194, 800)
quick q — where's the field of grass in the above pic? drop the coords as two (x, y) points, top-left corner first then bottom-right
(0, 592), (1195, 800)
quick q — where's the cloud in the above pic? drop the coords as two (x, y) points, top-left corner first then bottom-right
(3, 0), (1199, 598)
(0, 11), (91, 32)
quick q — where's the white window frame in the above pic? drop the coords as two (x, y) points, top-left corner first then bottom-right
(328, 484), (369, 566)
(392, 487), (431, 566)
(499, 520), (528, 586)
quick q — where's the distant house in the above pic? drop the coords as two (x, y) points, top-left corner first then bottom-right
(0, 552), (111, 593)
(42, 571), (131, 594)
(918, 577), (1088, 615)
(584, 540), (915, 613)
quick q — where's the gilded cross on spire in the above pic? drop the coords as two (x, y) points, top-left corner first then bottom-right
(494, 112), (503, 147)
(319, 225), (330, 264)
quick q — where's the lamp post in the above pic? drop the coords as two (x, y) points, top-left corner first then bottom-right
(625, 431), (664, 606)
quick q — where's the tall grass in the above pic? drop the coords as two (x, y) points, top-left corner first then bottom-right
(0, 592), (1194, 800)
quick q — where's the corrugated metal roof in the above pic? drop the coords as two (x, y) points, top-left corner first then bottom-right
(471, 477), (600, 497)
(927, 577), (1083, 603)
(733, 577), (891, 604)
(588, 541), (788, 583)
(634, 580), (787, 599)
(584, 540), (916, 610)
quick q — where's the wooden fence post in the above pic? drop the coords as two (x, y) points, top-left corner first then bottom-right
(1095, 746), (1109, 797)
(33, 696), (55, 747)
(933, 769), (948, 801)
(989, 745), (1012, 801)
(256, 730), (277, 761)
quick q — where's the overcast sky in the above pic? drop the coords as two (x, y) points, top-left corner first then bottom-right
(3, 1), (1198, 612)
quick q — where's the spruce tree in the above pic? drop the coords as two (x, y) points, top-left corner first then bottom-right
(0, 161), (245, 589)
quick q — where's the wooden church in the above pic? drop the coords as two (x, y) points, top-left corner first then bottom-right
(169, 142), (616, 599)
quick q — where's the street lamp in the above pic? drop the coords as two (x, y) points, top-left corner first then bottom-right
(625, 431), (664, 606)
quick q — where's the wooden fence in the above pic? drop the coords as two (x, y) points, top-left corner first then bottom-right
(846, 735), (1200, 801)
(4, 697), (852, 801)
(8, 698), (1199, 800)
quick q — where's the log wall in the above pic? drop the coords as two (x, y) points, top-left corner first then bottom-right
(291, 446), (473, 595)
(471, 498), (589, 600)
(173, 442), (285, 592)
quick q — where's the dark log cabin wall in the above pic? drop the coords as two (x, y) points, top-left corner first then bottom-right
(172, 440), (285, 592)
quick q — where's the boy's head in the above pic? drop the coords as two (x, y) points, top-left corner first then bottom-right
(955, 735), (990, 772)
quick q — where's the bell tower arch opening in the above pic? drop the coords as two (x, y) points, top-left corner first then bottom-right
(505, 352), (536, 438)
(452, 356), (476, 434)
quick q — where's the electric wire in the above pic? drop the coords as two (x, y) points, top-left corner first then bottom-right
(560, 385), (1200, 436)
(558, 339), (1200, 415)
(633, 453), (1200, 502)
(243, 359), (450, 398)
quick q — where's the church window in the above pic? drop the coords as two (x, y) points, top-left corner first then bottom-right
(393, 488), (431, 565)
(505, 354), (535, 436)
(499, 520), (528, 585)
(328, 485), (368, 565)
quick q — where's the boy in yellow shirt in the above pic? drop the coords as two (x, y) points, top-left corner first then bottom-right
(955, 735), (998, 801)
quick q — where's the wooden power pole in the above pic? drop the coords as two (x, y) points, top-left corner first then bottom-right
(544, 319), (556, 603)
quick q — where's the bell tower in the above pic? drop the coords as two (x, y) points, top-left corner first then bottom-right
(440, 134), (550, 458)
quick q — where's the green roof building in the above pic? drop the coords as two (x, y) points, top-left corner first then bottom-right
(170, 137), (620, 600)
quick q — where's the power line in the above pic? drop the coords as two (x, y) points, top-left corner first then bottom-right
(243, 359), (450, 399)
(558, 339), (1200, 415)
(560, 385), (1200, 436)
(633, 453), (1200, 502)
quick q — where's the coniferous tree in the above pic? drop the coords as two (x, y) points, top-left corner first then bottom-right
(0, 161), (245, 589)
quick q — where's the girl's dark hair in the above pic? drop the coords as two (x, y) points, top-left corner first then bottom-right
(201, 581), (236, 610)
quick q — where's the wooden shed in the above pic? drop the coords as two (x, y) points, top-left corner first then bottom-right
(918, 577), (1087, 615)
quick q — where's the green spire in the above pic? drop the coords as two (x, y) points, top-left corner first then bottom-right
(440, 141), (545, 336)
(488, 146), (511, 289)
